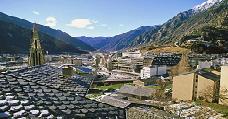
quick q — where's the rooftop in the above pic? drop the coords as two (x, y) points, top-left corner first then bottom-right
(74, 66), (93, 73)
(196, 69), (220, 81)
(0, 65), (125, 118)
(152, 55), (181, 66)
(118, 85), (156, 97)
(101, 96), (131, 108)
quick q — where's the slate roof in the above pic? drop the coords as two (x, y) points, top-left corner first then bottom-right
(18, 66), (92, 97)
(75, 67), (92, 74)
(196, 69), (220, 81)
(118, 85), (156, 97)
(118, 85), (136, 95)
(0, 65), (125, 118)
(101, 96), (131, 109)
(152, 55), (181, 66)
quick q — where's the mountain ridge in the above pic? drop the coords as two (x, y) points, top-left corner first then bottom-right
(138, 0), (228, 53)
(0, 12), (95, 51)
(194, 0), (223, 11)
(0, 20), (87, 54)
(0, 0), (226, 53)
(79, 0), (226, 52)
(78, 26), (160, 51)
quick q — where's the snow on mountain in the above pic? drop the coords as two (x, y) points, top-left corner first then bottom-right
(193, 0), (223, 11)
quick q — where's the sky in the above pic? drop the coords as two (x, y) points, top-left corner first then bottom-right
(0, 0), (205, 37)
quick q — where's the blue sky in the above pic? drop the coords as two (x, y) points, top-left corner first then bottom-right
(0, 0), (205, 37)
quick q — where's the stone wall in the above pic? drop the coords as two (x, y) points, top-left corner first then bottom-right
(127, 107), (174, 119)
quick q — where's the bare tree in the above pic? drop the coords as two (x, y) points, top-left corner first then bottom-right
(170, 51), (191, 76)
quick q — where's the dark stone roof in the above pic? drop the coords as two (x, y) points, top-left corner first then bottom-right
(152, 55), (181, 66)
(0, 65), (125, 118)
(101, 96), (131, 108)
(74, 66), (93, 74)
(18, 66), (92, 97)
(196, 70), (220, 81)
(118, 85), (156, 97)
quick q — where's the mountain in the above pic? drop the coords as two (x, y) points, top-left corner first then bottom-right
(1, 0), (225, 53)
(76, 36), (111, 49)
(134, 9), (196, 45)
(0, 20), (87, 54)
(194, 0), (223, 11)
(82, 0), (226, 52)
(102, 26), (160, 51)
(130, 0), (228, 53)
(0, 12), (95, 51)
(78, 26), (160, 51)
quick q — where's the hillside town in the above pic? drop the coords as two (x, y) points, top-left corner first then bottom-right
(0, 0), (228, 118)
(0, 25), (228, 118)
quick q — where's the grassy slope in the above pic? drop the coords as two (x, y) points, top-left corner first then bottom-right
(195, 100), (228, 118)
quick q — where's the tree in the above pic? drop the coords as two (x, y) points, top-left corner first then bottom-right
(155, 79), (169, 100)
(191, 43), (206, 53)
(170, 52), (191, 76)
(95, 56), (100, 68)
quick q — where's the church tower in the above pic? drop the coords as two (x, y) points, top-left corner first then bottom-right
(28, 24), (45, 66)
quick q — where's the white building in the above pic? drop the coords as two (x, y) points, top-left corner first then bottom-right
(62, 57), (82, 66)
(122, 50), (141, 58)
(140, 65), (167, 79)
(221, 58), (228, 65)
(212, 58), (228, 66)
(45, 55), (52, 62)
(197, 61), (212, 69)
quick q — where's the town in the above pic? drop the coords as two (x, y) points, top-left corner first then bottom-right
(0, 24), (228, 118)
(0, 0), (228, 118)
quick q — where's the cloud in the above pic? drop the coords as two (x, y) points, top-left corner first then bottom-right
(67, 19), (96, 28)
(92, 20), (99, 24)
(45, 16), (57, 27)
(100, 24), (107, 27)
(32, 11), (40, 15)
(119, 24), (124, 27)
(87, 26), (95, 30)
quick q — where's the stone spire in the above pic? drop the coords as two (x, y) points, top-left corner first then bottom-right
(28, 24), (45, 66)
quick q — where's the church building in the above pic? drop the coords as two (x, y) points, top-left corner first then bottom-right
(28, 24), (45, 66)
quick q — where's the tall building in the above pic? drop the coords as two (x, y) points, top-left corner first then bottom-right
(28, 24), (45, 66)
(172, 70), (220, 102)
(219, 66), (228, 106)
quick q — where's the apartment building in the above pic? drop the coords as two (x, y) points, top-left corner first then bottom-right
(140, 65), (167, 79)
(172, 70), (220, 102)
(220, 66), (228, 106)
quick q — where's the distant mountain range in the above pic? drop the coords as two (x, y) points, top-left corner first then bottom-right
(78, 26), (160, 51)
(76, 36), (111, 49)
(79, 0), (227, 53)
(0, 12), (95, 54)
(0, 0), (227, 53)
